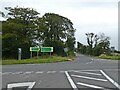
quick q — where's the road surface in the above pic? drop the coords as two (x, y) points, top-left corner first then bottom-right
(1, 54), (120, 90)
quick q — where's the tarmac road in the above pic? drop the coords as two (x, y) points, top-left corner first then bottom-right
(1, 54), (120, 90)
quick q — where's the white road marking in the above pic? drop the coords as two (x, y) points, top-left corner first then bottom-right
(69, 69), (100, 72)
(86, 61), (93, 64)
(100, 70), (120, 89)
(77, 82), (104, 89)
(73, 71), (102, 76)
(71, 75), (107, 82)
(65, 71), (78, 90)
(47, 71), (57, 73)
(24, 71), (33, 74)
(2, 72), (12, 75)
(85, 59), (93, 64)
(7, 82), (36, 90)
(35, 71), (43, 74)
(91, 59), (94, 60)
(12, 72), (23, 74)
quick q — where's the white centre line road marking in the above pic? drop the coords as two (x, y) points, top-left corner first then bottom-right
(65, 71), (78, 90)
(100, 70), (120, 89)
(72, 71), (102, 76)
(77, 82), (104, 89)
(35, 71), (43, 74)
(71, 75), (108, 82)
(2, 72), (12, 75)
(86, 61), (92, 64)
(7, 82), (36, 90)
(12, 72), (23, 74)
(47, 71), (57, 73)
(24, 71), (33, 74)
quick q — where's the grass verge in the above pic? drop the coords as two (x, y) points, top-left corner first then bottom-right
(98, 55), (120, 60)
(0, 56), (75, 65)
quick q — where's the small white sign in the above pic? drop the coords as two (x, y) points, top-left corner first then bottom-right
(18, 48), (21, 53)
(64, 48), (68, 52)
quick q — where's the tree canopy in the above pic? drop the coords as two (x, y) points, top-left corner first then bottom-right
(77, 33), (110, 56)
(39, 13), (75, 55)
(2, 7), (76, 59)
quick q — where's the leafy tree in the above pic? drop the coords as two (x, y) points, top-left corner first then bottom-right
(2, 7), (40, 59)
(66, 36), (76, 52)
(77, 42), (82, 49)
(85, 33), (94, 48)
(0, 11), (5, 17)
(39, 13), (76, 56)
(85, 33), (110, 56)
(77, 42), (86, 54)
(2, 7), (76, 58)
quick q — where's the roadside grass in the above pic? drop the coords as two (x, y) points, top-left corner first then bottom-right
(98, 55), (120, 60)
(0, 56), (75, 65)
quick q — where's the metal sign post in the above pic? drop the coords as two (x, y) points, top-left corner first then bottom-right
(18, 48), (22, 60)
(50, 52), (51, 57)
(37, 51), (39, 58)
(30, 51), (32, 59)
(30, 47), (40, 59)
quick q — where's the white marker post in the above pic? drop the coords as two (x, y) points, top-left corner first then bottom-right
(18, 48), (21, 60)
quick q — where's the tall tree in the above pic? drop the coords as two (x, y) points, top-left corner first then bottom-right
(85, 32), (110, 56)
(2, 7), (40, 59)
(39, 13), (76, 55)
(85, 33), (94, 48)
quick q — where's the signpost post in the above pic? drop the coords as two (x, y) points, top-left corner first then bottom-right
(30, 47), (40, 58)
(41, 47), (53, 56)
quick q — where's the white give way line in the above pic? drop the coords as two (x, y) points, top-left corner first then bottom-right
(71, 74), (107, 82)
(72, 71), (102, 76)
(77, 82), (104, 89)
(7, 82), (36, 90)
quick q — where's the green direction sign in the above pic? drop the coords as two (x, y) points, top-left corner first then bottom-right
(30, 47), (40, 52)
(41, 47), (53, 52)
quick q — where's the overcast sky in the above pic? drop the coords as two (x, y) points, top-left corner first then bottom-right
(1, 0), (119, 50)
